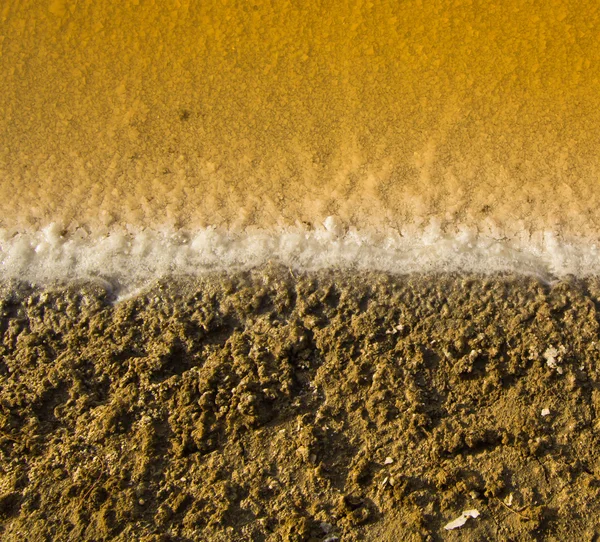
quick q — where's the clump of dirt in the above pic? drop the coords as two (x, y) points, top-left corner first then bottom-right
(2, 269), (600, 541)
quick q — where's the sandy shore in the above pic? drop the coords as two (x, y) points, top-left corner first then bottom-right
(1, 269), (600, 540)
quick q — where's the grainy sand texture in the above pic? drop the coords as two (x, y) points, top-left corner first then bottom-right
(2, 272), (600, 541)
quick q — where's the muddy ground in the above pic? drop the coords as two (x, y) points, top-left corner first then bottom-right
(1, 269), (600, 541)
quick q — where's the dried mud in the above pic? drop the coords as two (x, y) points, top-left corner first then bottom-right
(2, 270), (600, 541)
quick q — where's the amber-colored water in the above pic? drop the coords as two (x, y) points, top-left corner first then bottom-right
(1, 1), (599, 281)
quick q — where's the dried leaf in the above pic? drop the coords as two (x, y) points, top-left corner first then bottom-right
(444, 509), (480, 530)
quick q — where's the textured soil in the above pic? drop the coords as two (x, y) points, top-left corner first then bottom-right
(2, 269), (600, 541)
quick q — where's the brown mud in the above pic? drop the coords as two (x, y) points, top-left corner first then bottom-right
(2, 269), (600, 540)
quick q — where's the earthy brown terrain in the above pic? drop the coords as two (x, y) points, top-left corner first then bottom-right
(2, 269), (600, 540)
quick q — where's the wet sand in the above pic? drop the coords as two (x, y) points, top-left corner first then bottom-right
(2, 270), (600, 540)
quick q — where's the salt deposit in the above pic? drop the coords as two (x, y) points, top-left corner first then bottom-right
(0, 218), (598, 292)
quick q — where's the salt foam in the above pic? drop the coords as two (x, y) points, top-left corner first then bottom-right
(0, 218), (598, 290)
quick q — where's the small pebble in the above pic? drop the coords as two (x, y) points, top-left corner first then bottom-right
(541, 408), (550, 417)
(320, 522), (333, 533)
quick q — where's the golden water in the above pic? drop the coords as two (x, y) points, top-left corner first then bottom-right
(1, 0), (599, 282)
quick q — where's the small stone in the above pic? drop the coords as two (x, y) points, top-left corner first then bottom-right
(544, 346), (565, 373)
(541, 408), (550, 417)
(383, 457), (394, 465)
(320, 522), (333, 533)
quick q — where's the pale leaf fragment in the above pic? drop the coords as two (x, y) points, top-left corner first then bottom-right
(444, 509), (480, 530)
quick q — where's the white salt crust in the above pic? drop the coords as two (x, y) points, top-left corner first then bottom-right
(0, 218), (598, 291)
